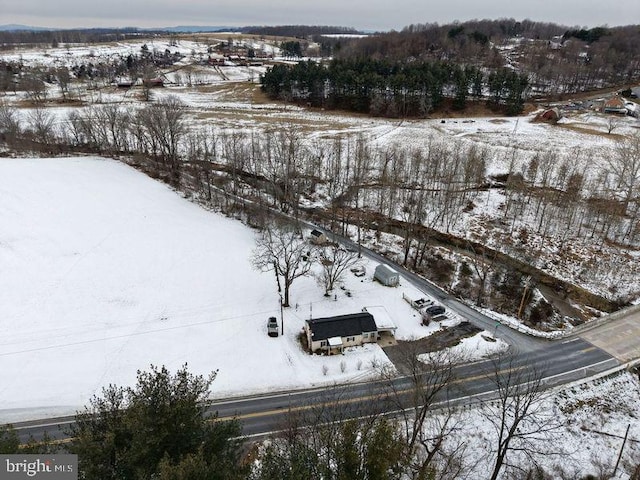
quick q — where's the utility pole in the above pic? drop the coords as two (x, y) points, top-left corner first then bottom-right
(279, 294), (284, 336)
(613, 423), (630, 477)
(517, 276), (532, 319)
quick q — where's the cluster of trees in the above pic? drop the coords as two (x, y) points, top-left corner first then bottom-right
(1, 365), (246, 479)
(244, 25), (359, 37)
(0, 44), (183, 102)
(0, 29), (167, 51)
(334, 19), (640, 96)
(279, 41), (303, 58)
(251, 221), (362, 307)
(2, 95), (638, 308)
(261, 59), (508, 116)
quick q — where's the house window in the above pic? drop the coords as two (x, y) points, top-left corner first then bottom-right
(320, 340), (327, 347)
(346, 336), (355, 342)
(363, 333), (368, 339)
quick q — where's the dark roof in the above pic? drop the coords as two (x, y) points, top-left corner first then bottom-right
(310, 229), (324, 237)
(306, 312), (377, 341)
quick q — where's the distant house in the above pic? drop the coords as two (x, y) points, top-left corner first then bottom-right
(305, 312), (378, 354)
(374, 264), (400, 287)
(116, 80), (134, 89)
(309, 229), (328, 245)
(208, 54), (225, 66)
(143, 77), (165, 88)
(603, 96), (627, 114)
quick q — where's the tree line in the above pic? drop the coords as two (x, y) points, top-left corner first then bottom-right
(334, 19), (640, 96)
(0, 29), (167, 50)
(260, 58), (528, 116)
(1, 97), (638, 312)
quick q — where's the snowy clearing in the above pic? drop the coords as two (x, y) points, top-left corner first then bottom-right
(0, 156), (482, 422)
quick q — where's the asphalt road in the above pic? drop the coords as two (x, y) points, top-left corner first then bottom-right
(13, 335), (616, 444)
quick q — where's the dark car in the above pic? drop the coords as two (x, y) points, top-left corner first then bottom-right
(425, 305), (446, 316)
(267, 316), (279, 337)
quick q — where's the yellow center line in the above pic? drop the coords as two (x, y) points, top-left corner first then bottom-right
(222, 366), (526, 422)
(20, 366), (526, 446)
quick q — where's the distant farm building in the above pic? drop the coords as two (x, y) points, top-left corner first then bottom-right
(116, 79), (134, 89)
(603, 96), (627, 114)
(534, 108), (562, 123)
(305, 312), (378, 354)
(374, 264), (400, 287)
(143, 77), (165, 88)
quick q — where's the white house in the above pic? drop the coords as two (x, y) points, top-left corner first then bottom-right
(305, 312), (378, 354)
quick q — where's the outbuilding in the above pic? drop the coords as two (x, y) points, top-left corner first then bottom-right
(603, 96), (627, 114)
(309, 229), (328, 245)
(374, 264), (400, 287)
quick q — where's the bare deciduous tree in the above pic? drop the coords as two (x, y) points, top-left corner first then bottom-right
(0, 102), (21, 145)
(138, 95), (186, 180)
(482, 353), (563, 480)
(316, 244), (360, 295)
(21, 74), (47, 105)
(28, 107), (56, 146)
(56, 67), (72, 101)
(251, 223), (313, 307)
(606, 132), (640, 215)
(381, 344), (468, 479)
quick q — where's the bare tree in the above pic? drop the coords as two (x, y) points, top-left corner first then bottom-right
(481, 353), (563, 480)
(56, 67), (72, 101)
(251, 223), (313, 307)
(28, 107), (56, 146)
(606, 132), (640, 215)
(606, 115), (622, 135)
(138, 95), (186, 179)
(467, 242), (498, 307)
(316, 244), (360, 295)
(21, 74), (47, 105)
(0, 101), (21, 145)
(381, 344), (468, 479)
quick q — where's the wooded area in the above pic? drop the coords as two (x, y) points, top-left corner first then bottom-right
(261, 59), (528, 116)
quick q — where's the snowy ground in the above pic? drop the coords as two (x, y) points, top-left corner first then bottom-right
(0, 156), (505, 423)
(457, 371), (640, 479)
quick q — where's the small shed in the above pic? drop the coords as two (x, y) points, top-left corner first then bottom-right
(374, 264), (399, 287)
(309, 229), (328, 245)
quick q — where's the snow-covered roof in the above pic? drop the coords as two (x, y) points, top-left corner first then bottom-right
(375, 264), (398, 277)
(307, 312), (377, 341)
(363, 306), (397, 331)
(328, 336), (343, 347)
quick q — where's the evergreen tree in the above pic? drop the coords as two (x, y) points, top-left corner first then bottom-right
(69, 364), (245, 480)
(0, 425), (19, 454)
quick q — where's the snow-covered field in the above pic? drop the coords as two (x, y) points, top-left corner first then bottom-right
(0, 156), (506, 423)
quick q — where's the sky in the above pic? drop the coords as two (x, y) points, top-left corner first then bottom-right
(1, 0), (638, 31)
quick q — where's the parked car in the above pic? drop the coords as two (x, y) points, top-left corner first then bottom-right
(267, 316), (279, 337)
(425, 305), (446, 316)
